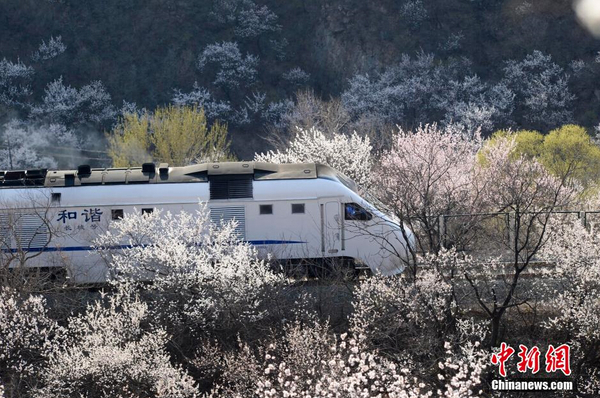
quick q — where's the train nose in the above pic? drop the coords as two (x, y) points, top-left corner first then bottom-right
(402, 224), (416, 254)
(376, 221), (415, 275)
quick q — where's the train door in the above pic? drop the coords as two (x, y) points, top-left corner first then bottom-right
(320, 200), (341, 256)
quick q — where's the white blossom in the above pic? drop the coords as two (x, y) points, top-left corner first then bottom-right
(0, 288), (59, 397)
(243, 91), (267, 114)
(31, 36), (67, 62)
(439, 32), (464, 53)
(198, 42), (258, 89)
(570, 59), (586, 74)
(282, 68), (310, 86)
(212, 0), (280, 38)
(502, 50), (575, 130)
(376, 124), (483, 253)
(0, 58), (34, 105)
(539, 219), (600, 394)
(34, 287), (199, 398)
(30, 77), (116, 126)
(213, 321), (432, 398)
(262, 99), (295, 129)
(255, 126), (373, 188)
(400, 0), (428, 28)
(433, 76), (514, 133)
(95, 204), (284, 329)
(0, 119), (80, 169)
(172, 82), (232, 120)
(341, 52), (470, 126)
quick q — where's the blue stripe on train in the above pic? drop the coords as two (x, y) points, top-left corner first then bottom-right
(1, 240), (305, 253)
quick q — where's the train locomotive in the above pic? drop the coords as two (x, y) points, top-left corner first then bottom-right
(0, 162), (414, 283)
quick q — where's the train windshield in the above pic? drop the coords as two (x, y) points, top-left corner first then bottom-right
(319, 165), (394, 219)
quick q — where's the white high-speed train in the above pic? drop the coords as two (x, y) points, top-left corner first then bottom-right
(0, 162), (414, 283)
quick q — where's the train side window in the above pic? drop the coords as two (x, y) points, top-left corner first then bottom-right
(51, 193), (61, 203)
(112, 209), (124, 220)
(344, 203), (372, 221)
(259, 204), (273, 215)
(142, 208), (154, 216)
(291, 203), (305, 214)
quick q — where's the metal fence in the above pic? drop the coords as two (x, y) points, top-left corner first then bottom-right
(422, 210), (600, 260)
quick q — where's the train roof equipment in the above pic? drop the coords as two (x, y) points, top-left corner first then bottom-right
(0, 162), (357, 190)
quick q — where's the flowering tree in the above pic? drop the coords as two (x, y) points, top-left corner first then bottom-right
(198, 42), (258, 89)
(502, 50), (575, 130)
(0, 288), (59, 397)
(341, 50), (575, 134)
(172, 82), (232, 120)
(341, 52), (450, 125)
(375, 124), (484, 266)
(341, 53), (502, 130)
(0, 58), (34, 106)
(95, 205), (284, 334)
(470, 135), (575, 346)
(255, 126), (373, 188)
(31, 36), (67, 62)
(349, 247), (493, 396)
(34, 288), (199, 398)
(400, 0), (428, 28)
(282, 67), (310, 87)
(276, 91), (351, 134)
(351, 258), (457, 356)
(0, 119), (80, 169)
(261, 98), (295, 129)
(433, 76), (514, 133)
(211, 321), (431, 398)
(213, 300), (488, 398)
(30, 77), (116, 127)
(212, 0), (280, 39)
(540, 220), (600, 393)
(436, 331), (488, 398)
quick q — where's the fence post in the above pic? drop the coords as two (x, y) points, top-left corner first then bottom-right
(579, 211), (587, 228)
(438, 215), (447, 249)
(507, 212), (516, 247)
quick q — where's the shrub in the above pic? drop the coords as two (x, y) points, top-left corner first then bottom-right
(211, 321), (429, 398)
(34, 287), (199, 398)
(95, 205), (285, 337)
(0, 287), (59, 396)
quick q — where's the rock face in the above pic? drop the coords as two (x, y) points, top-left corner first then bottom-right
(1, 0), (599, 157)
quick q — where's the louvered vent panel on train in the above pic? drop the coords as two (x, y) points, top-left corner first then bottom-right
(209, 175), (253, 200)
(16, 214), (49, 250)
(210, 206), (246, 240)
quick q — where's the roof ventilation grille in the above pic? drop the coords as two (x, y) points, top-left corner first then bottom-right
(142, 163), (156, 174)
(210, 175), (253, 200)
(77, 165), (91, 175)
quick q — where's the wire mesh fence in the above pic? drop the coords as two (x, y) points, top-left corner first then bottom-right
(410, 210), (593, 261)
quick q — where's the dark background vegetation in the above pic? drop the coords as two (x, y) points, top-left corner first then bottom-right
(1, 0), (600, 160)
